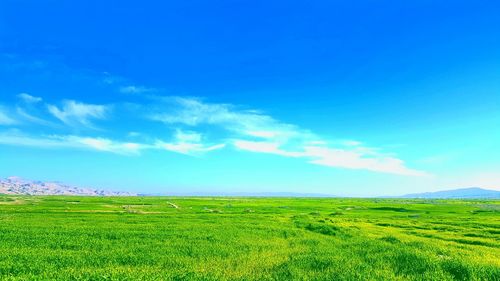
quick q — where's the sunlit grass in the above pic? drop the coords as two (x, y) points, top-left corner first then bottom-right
(0, 196), (498, 280)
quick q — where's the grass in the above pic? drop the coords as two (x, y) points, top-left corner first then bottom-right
(0, 196), (498, 280)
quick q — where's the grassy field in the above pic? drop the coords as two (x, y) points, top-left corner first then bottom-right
(0, 196), (498, 280)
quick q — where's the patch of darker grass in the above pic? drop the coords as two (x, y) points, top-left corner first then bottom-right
(463, 233), (486, 238)
(450, 238), (496, 247)
(305, 223), (340, 236)
(484, 229), (500, 235)
(380, 236), (400, 244)
(270, 262), (294, 280)
(407, 231), (437, 239)
(303, 256), (334, 271)
(441, 259), (471, 281)
(370, 207), (410, 212)
(376, 223), (411, 229)
(471, 209), (499, 214)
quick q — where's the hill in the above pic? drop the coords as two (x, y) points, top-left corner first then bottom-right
(400, 187), (500, 199)
(0, 177), (135, 196)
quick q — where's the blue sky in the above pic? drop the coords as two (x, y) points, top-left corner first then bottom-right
(0, 1), (499, 195)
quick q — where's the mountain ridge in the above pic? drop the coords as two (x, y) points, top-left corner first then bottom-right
(1, 177), (498, 198)
(0, 177), (135, 196)
(399, 187), (500, 199)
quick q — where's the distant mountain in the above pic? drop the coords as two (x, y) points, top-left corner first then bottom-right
(0, 177), (135, 196)
(400, 187), (500, 199)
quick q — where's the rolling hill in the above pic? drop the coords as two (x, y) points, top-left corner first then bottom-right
(0, 177), (134, 196)
(400, 187), (500, 199)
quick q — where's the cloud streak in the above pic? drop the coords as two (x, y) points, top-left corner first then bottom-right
(16, 107), (55, 127)
(119, 85), (154, 94)
(0, 108), (17, 125)
(150, 97), (307, 142)
(233, 140), (427, 176)
(0, 130), (222, 156)
(0, 132), (142, 155)
(47, 100), (109, 128)
(17, 93), (42, 103)
(2, 93), (428, 176)
(150, 97), (427, 176)
(154, 129), (225, 155)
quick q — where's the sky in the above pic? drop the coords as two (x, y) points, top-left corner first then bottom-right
(0, 1), (499, 196)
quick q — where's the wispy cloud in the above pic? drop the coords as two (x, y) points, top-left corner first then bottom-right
(120, 85), (154, 94)
(0, 131), (73, 148)
(303, 146), (428, 176)
(74, 137), (142, 155)
(150, 97), (427, 176)
(2, 93), (428, 176)
(233, 140), (427, 176)
(0, 131), (141, 155)
(154, 129), (225, 155)
(47, 100), (109, 128)
(17, 93), (42, 103)
(233, 140), (301, 157)
(0, 129), (222, 156)
(16, 107), (55, 127)
(151, 97), (310, 142)
(155, 141), (225, 155)
(0, 107), (17, 125)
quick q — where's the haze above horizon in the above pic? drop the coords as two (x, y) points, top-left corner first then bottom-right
(1, 1), (499, 196)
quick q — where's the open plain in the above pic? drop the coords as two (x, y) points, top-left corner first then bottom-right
(0, 196), (498, 280)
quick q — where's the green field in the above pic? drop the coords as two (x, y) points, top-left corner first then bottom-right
(0, 196), (498, 280)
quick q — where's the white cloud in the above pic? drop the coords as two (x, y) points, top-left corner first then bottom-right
(0, 131), (67, 147)
(0, 109), (17, 125)
(303, 146), (429, 176)
(233, 140), (301, 157)
(74, 137), (142, 155)
(154, 129), (225, 155)
(17, 93), (42, 103)
(102, 73), (123, 85)
(150, 97), (307, 141)
(2, 94), (428, 176)
(127, 131), (141, 137)
(0, 132), (141, 155)
(233, 140), (428, 176)
(0, 128), (223, 157)
(16, 107), (54, 126)
(47, 100), (109, 127)
(246, 130), (279, 138)
(150, 97), (427, 176)
(174, 129), (202, 143)
(120, 85), (153, 94)
(155, 141), (225, 155)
